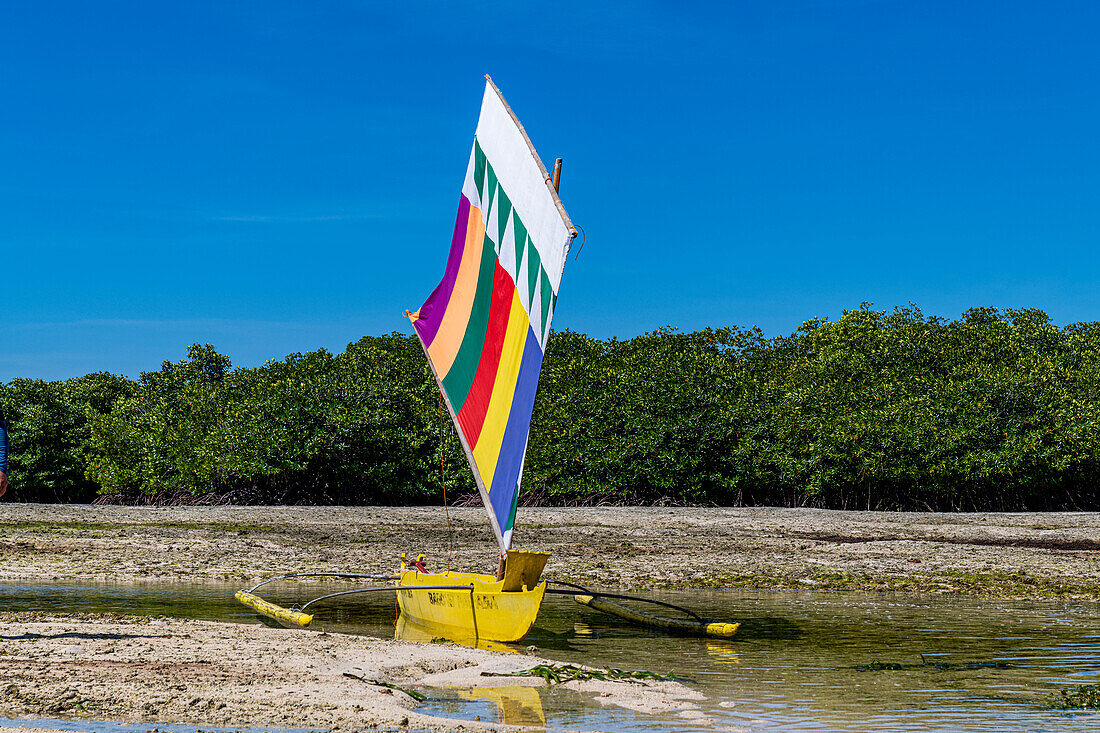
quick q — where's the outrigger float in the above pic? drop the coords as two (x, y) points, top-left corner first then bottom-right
(236, 76), (739, 644)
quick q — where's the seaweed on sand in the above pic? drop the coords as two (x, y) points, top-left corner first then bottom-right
(1043, 684), (1100, 710)
(482, 663), (691, 685)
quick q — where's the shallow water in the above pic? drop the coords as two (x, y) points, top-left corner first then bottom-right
(2, 581), (1099, 731)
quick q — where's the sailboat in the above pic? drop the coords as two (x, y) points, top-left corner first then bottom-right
(398, 75), (575, 642)
(234, 78), (739, 643)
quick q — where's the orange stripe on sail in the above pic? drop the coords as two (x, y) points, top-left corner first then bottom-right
(429, 206), (486, 378)
(456, 262), (514, 449)
(471, 290), (531, 491)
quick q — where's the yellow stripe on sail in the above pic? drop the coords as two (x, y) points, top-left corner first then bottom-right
(430, 206), (486, 378)
(471, 289), (531, 491)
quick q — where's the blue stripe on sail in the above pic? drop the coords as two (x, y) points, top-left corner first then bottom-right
(489, 328), (545, 537)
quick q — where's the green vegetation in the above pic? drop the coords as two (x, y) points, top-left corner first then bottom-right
(1044, 684), (1100, 710)
(693, 569), (1100, 598)
(483, 663), (688, 685)
(854, 657), (1012, 671)
(341, 673), (427, 701)
(4, 304), (1100, 509)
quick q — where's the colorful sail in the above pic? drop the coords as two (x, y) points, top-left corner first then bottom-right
(408, 77), (575, 552)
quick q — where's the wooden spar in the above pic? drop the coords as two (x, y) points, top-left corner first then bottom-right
(551, 158), (562, 192)
(484, 75), (576, 240)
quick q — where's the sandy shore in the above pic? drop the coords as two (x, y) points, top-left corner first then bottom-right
(0, 612), (699, 731)
(1, 504), (1099, 597)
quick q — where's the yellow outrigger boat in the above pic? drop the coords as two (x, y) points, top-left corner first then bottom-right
(235, 77), (739, 643)
(240, 76), (572, 644)
(396, 550), (549, 643)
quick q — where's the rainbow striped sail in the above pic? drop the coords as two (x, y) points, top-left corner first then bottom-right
(408, 78), (575, 552)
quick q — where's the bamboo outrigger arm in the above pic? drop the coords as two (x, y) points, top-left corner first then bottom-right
(246, 572), (398, 594)
(236, 571), (401, 628)
(573, 594), (740, 638)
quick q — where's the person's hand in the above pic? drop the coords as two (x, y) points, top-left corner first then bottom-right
(0, 471), (7, 499)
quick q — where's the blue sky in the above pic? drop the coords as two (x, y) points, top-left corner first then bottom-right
(3, 1), (1099, 380)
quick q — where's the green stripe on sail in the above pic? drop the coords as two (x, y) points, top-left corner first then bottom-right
(512, 219), (528, 278)
(526, 240), (542, 313)
(441, 230), (499, 412)
(540, 269), (553, 338)
(468, 139), (555, 336)
(505, 489), (518, 532)
(473, 140), (487, 204)
(486, 167), (499, 237)
(472, 141), (555, 316)
(496, 187), (512, 246)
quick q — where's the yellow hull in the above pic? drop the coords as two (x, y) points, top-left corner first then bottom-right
(396, 568), (545, 643)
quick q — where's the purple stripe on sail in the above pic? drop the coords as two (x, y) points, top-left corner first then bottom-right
(489, 328), (545, 533)
(413, 194), (472, 347)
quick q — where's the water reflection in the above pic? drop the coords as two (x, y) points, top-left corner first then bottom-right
(393, 613), (520, 654)
(704, 640), (740, 665)
(734, 614), (804, 640)
(454, 685), (546, 727)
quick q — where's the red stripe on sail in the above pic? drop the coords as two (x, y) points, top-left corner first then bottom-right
(456, 261), (515, 448)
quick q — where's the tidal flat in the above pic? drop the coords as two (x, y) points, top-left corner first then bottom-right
(2, 505), (1100, 731)
(0, 504), (1098, 597)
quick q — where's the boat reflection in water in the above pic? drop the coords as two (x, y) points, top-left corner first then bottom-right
(394, 613), (521, 654)
(395, 614), (546, 727)
(455, 686), (546, 727)
(705, 640), (740, 665)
